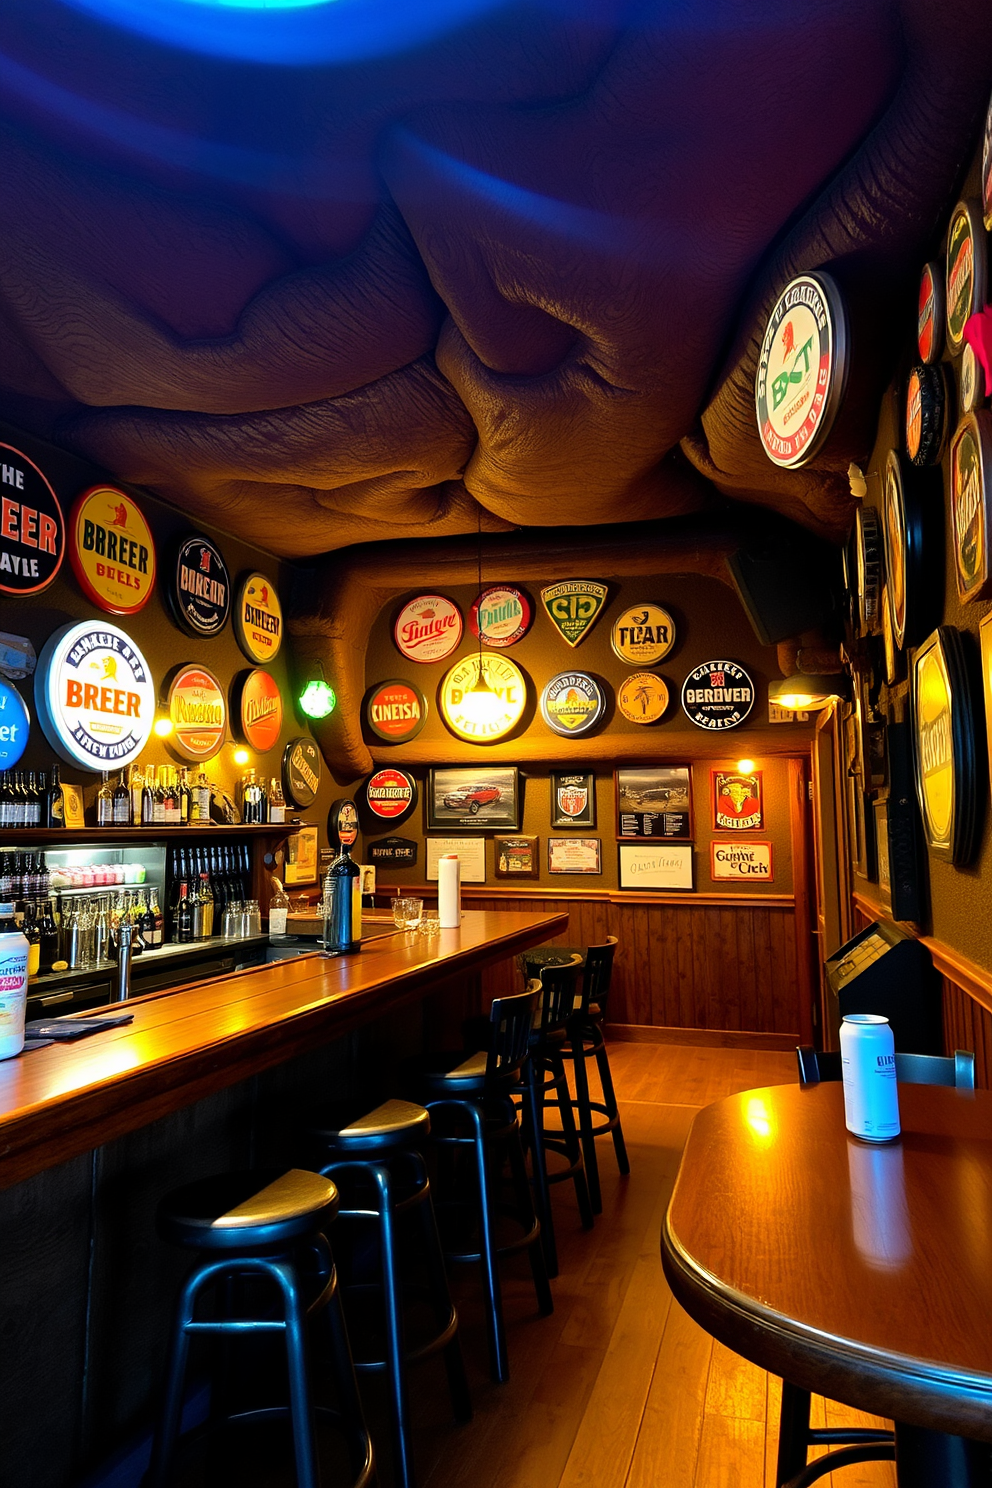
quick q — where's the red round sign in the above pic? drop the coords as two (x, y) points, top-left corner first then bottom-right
(237, 668), (283, 753)
(364, 679), (428, 743)
(363, 768), (417, 822)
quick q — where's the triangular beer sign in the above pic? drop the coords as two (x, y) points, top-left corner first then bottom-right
(540, 581), (608, 647)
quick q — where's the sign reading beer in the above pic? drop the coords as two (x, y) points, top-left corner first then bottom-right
(610, 604), (675, 664)
(912, 626), (980, 865)
(364, 679), (428, 744)
(35, 620), (155, 771)
(617, 672), (669, 724)
(950, 411), (992, 603)
(917, 261), (944, 364)
(754, 272), (849, 468)
(551, 770), (596, 828)
(711, 840), (773, 882)
(945, 199), (986, 352)
(469, 586), (533, 648)
(904, 363), (948, 468)
(235, 668), (283, 752)
(68, 486), (155, 616)
(0, 680), (30, 768)
(393, 594), (462, 663)
(540, 580), (608, 647)
(712, 770), (763, 830)
(170, 534), (231, 638)
(282, 737), (321, 808)
(441, 654), (527, 741)
(368, 836), (418, 866)
(540, 671), (605, 737)
(681, 660), (755, 731)
(166, 664), (226, 762)
(234, 572), (283, 663)
(359, 768), (417, 826)
(0, 442), (65, 596)
(328, 797), (360, 848)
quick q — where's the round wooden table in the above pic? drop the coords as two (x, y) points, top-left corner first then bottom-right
(662, 1082), (992, 1487)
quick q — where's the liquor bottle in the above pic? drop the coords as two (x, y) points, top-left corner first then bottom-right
(37, 898), (59, 975)
(129, 765), (143, 825)
(112, 771), (131, 826)
(0, 855), (12, 901)
(36, 772), (48, 825)
(45, 764), (64, 829)
(198, 872), (215, 938)
(141, 766), (156, 825)
(268, 777), (286, 824)
(177, 768), (191, 826)
(92, 896), (109, 965)
(0, 774), (12, 828)
(22, 902), (40, 980)
(152, 765), (166, 825)
(97, 771), (114, 826)
(25, 772), (41, 827)
(13, 855), (27, 924)
(10, 773), (25, 829)
(148, 886), (164, 948)
(322, 839), (361, 954)
(257, 775), (268, 824)
(174, 882), (193, 944)
(169, 848), (188, 930)
(268, 874), (290, 941)
(137, 890), (155, 950)
(161, 768), (179, 826)
(190, 771), (211, 825)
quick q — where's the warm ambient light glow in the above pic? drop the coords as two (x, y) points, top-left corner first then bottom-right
(298, 679), (337, 720)
(456, 664), (504, 729)
(768, 675), (848, 712)
(744, 1095), (776, 1147)
(736, 759), (755, 775)
(153, 716), (174, 737)
(233, 748), (250, 766)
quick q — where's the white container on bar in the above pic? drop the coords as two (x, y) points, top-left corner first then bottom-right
(438, 853), (461, 928)
(839, 1013), (900, 1142)
(0, 906), (28, 1061)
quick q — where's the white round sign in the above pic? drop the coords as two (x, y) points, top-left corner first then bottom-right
(393, 594), (463, 663)
(35, 620), (155, 771)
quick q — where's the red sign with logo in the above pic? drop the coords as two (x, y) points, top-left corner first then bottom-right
(238, 669), (283, 753)
(364, 768), (416, 821)
(364, 679), (427, 743)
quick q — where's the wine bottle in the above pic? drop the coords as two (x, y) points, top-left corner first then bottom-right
(25, 772), (41, 828)
(178, 768), (191, 826)
(112, 771), (131, 826)
(322, 839), (361, 954)
(141, 766), (156, 825)
(97, 771), (114, 826)
(45, 765), (64, 829)
(38, 898), (59, 975)
(174, 882), (193, 944)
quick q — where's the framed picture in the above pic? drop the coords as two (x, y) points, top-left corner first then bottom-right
(284, 824), (318, 885)
(63, 783), (85, 829)
(710, 840), (773, 882)
(494, 836), (539, 878)
(548, 837), (602, 875)
(618, 842), (693, 891)
(616, 766), (692, 840)
(550, 771), (596, 828)
(711, 769), (763, 831)
(426, 836), (486, 883)
(427, 766), (521, 831)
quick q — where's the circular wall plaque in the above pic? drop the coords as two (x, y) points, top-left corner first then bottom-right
(440, 653), (527, 742)
(912, 626), (980, 865)
(882, 449), (927, 651)
(755, 272), (850, 468)
(364, 678), (428, 744)
(617, 673), (670, 724)
(961, 342), (986, 414)
(983, 89), (992, 231)
(539, 671), (606, 736)
(681, 660), (755, 731)
(469, 586), (533, 648)
(0, 442), (65, 596)
(855, 504), (884, 637)
(169, 534), (231, 638)
(328, 797), (360, 849)
(359, 768), (418, 826)
(905, 363), (948, 468)
(235, 668), (283, 752)
(68, 485), (156, 616)
(917, 261), (945, 365)
(946, 199), (987, 353)
(282, 737), (322, 808)
(234, 572), (283, 664)
(394, 595), (463, 663)
(0, 680), (30, 769)
(950, 410), (992, 604)
(35, 620), (155, 771)
(610, 604), (676, 665)
(165, 664), (226, 762)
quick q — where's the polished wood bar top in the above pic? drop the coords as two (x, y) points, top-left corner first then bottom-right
(662, 1081), (992, 1440)
(0, 909), (566, 1192)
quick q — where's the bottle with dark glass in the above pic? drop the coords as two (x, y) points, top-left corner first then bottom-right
(153, 765), (166, 825)
(25, 771), (41, 828)
(22, 902), (40, 980)
(177, 768), (191, 826)
(37, 898), (59, 975)
(45, 764), (65, 829)
(97, 771), (114, 826)
(148, 886), (164, 948)
(13, 854), (27, 925)
(322, 839), (361, 954)
(112, 771), (131, 826)
(198, 872), (214, 938)
(10, 773), (26, 829)
(141, 766), (156, 825)
(0, 774), (12, 829)
(174, 882), (193, 944)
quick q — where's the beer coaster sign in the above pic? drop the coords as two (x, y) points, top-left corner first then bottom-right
(551, 770), (596, 828)
(282, 736), (321, 809)
(904, 363), (948, 468)
(540, 671), (605, 737)
(35, 620), (155, 771)
(0, 679), (30, 768)
(754, 271), (849, 468)
(540, 580), (608, 647)
(0, 441), (65, 596)
(950, 410), (992, 604)
(170, 534), (231, 638)
(911, 626), (980, 865)
(235, 668), (283, 752)
(364, 678), (428, 744)
(945, 199), (987, 354)
(917, 261), (944, 365)
(68, 485), (155, 616)
(712, 770), (763, 831)
(328, 798), (360, 849)
(394, 595), (462, 663)
(681, 660), (755, 731)
(610, 604), (676, 665)
(165, 664), (226, 762)
(440, 653), (527, 742)
(368, 836), (418, 867)
(359, 768), (418, 827)
(469, 586), (533, 648)
(234, 572), (283, 664)
(616, 672), (670, 724)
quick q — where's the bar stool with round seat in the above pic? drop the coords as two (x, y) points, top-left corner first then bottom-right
(306, 1098), (472, 1488)
(148, 1167), (374, 1488)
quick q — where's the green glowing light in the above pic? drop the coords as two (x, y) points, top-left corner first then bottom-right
(299, 679), (337, 719)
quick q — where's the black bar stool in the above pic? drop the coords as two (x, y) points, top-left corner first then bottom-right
(148, 1167), (374, 1488)
(306, 1098), (472, 1488)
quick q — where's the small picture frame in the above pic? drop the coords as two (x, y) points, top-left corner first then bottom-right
(711, 769), (763, 831)
(63, 783), (85, 829)
(618, 841), (693, 891)
(548, 837), (602, 875)
(710, 839), (774, 882)
(616, 766), (693, 840)
(284, 824), (319, 885)
(494, 835), (539, 878)
(550, 771), (596, 828)
(427, 766), (521, 831)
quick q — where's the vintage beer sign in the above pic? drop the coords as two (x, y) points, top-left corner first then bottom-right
(551, 770), (596, 828)
(755, 272), (849, 468)
(364, 679), (428, 744)
(235, 668), (283, 752)
(961, 342), (985, 414)
(469, 586), (533, 648)
(984, 90), (992, 232)
(282, 737), (321, 808)
(393, 595), (462, 663)
(235, 572), (283, 664)
(712, 770), (763, 830)
(540, 671), (605, 736)
(912, 627), (980, 864)
(711, 840), (773, 882)
(35, 620), (155, 771)
(0, 679), (30, 769)
(917, 261), (944, 365)
(165, 664), (226, 762)
(328, 797), (360, 848)
(540, 580), (608, 647)
(368, 836), (418, 866)
(440, 654), (527, 742)
(856, 504), (883, 637)
(946, 200), (986, 352)
(170, 534), (231, 638)
(904, 363), (948, 468)
(68, 486), (155, 616)
(617, 672), (669, 724)
(0, 442), (65, 596)
(681, 661), (755, 731)
(883, 450), (911, 649)
(610, 604), (675, 664)
(950, 411), (992, 603)
(359, 768), (417, 825)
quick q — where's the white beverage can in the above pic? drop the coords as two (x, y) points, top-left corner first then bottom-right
(0, 918), (29, 1061)
(839, 1014), (900, 1142)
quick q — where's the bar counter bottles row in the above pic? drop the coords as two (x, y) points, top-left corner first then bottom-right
(0, 764), (288, 828)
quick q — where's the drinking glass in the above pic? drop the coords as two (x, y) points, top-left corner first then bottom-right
(391, 897), (423, 930)
(418, 914), (441, 937)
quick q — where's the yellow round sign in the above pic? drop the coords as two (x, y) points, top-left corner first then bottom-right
(915, 640), (953, 847)
(440, 653), (527, 742)
(611, 604), (676, 664)
(68, 486), (156, 615)
(235, 571), (283, 663)
(617, 672), (670, 724)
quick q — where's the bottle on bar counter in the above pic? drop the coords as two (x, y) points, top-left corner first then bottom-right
(177, 768), (191, 826)
(113, 771), (131, 826)
(45, 765), (64, 828)
(268, 874), (290, 941)
(141, 766), (156, 825)
(97, 770), (114, 826)
(322, 838), (361, 954)
(25, 772), (41, 828)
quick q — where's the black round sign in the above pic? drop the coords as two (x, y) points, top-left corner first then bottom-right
(169, 534), (231, 638)
(282, 736), (322, 809)
(681, 660), (756, 731)
(328, 797), (360, 850)
(0, 442), (65, 596)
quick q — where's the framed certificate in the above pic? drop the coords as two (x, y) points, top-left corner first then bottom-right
(618, 842), (693, 891)
(548, 837), (601, 875)
(426, 836), (486, 883)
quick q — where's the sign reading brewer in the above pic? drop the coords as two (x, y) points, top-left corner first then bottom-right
(69, 486), (156, 615)
(681, 660), (755, 731)
(35, 620), (155, 771)
(0, 442), (65, 596)
(755, 272), (849, 468)
(170, 534), (231, 638)
(234, 572), (283, 664)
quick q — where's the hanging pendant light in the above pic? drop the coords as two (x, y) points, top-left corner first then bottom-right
(457, 510), (503, 730)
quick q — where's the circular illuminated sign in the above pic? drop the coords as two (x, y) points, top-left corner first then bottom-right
(616, 672), (670, 724)
(917, 261), (944, 365)
(170, 534), (231, 637)
(234, 571), (283, 663)
(440, 653), (527, 742)
(328, 797), (360, 848)
(364, 678), (428, 743)
(469, 586), (533, 648)
(235, 668), (283, 752)
(394, 594), (463, 663)
(35, 621), (155, 771)
(360, 768), (418, 825)
(951, 411), (992, 604)
(905, 363), (948, 468)
(0, 680), (30, 768)
(755, 272), (849, 468)
(961, 342), (986, 414)
(946, 200), (986, 353)
(681, 660), (755, 731)
(0, 442), (65, 596)
(283, 737), (322, 808)
(912, 627), (980, 864)
(165, 664), (226, 762)
(539, 671), (605, 737)
(610, 604), (676, 664)
(69, 485), (156, 615)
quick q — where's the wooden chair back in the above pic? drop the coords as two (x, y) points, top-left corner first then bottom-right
(796, 1045), (975, 1090)
(576, 937), (619, 1018)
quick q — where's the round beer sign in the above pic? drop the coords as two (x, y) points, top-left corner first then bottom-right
(170, 534), (231, 638)
(469, 586), (533, 648)
(283, 737), (322, 808)
(360, 768), (417, 825)
(917, 261), (944, 365)
(950, 411), (992, 603)
(440, 654), (527, 742)
(35, 620), (155, 771)
(236, 668), (283, 752)
(165, 665), (226, 762)
(0, 442), (65, 596)
(540, 672), (606, 737)
(234, 572), (283, 664)
(610, 604), (676, 665)
(616, 672), (670, 724)
(755, 272), (849, 468)
(961, 342), (985, 414)
(945, 199), (986, 353)
(328, 797), (360, 848)
(394, 595), (462, 663)
(883, 450), (909, 650)
(69, 485), (156, 616)
(364, 679), (428, 744)
(0, 680), (30, 769)
(681, 660), (755, 731)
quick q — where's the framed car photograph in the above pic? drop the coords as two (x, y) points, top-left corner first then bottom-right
(616, 766), (692, 839)
(550, 771), (596, 828)
(427, 766), (521, 830)
(494, 836), (539, 878)
(548, 837), (602, 874)
(618, 842), (693, 891)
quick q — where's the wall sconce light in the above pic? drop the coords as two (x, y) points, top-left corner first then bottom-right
(233, 747), (250, 766)
(298, 678), (337, 720)
(768, 675), (850, 712)
(153, 715), (174, 738)
(736, 758), (755, 775)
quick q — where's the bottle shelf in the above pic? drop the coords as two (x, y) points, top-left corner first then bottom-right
(2, 823), (307, 845)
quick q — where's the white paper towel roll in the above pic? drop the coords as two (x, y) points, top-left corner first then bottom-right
(438, 853), (461, 928)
